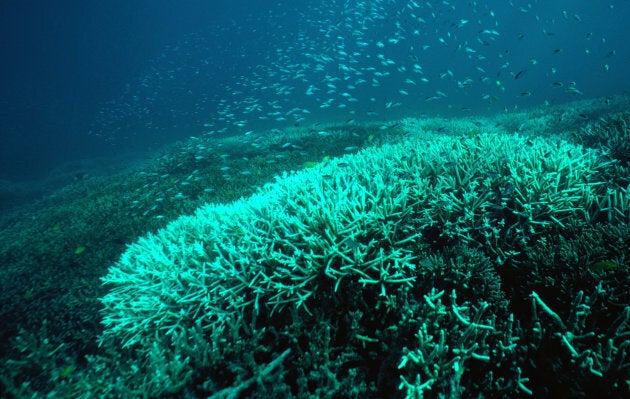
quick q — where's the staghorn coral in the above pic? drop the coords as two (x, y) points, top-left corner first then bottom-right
(95, 132), (628, 398)
(578, 112), (630, 166)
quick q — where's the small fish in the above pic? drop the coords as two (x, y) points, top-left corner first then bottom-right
(566, 87), (583, 95)
(59, 365), (76, 379)
(342, 237), (362, 249)
(589, 260), (618, 273)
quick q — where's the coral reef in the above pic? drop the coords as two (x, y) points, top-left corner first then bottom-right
(1, 99), (628, 398)
(578, 111), (630, 166)
(96, 132), (629, 397)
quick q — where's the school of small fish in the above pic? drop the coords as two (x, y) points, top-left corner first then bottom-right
(90, 1), (620, 148)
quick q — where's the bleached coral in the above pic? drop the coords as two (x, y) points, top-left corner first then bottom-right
(99, 131), (627, 397)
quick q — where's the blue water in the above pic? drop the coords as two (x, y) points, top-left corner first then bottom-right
(1, 2), (629, 397)
(1, 0), (628, 183)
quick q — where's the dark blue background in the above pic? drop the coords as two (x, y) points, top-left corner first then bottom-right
(1, 0), (262, 180)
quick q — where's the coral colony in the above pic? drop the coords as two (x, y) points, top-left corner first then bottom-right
(96, 129), (628, 397)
